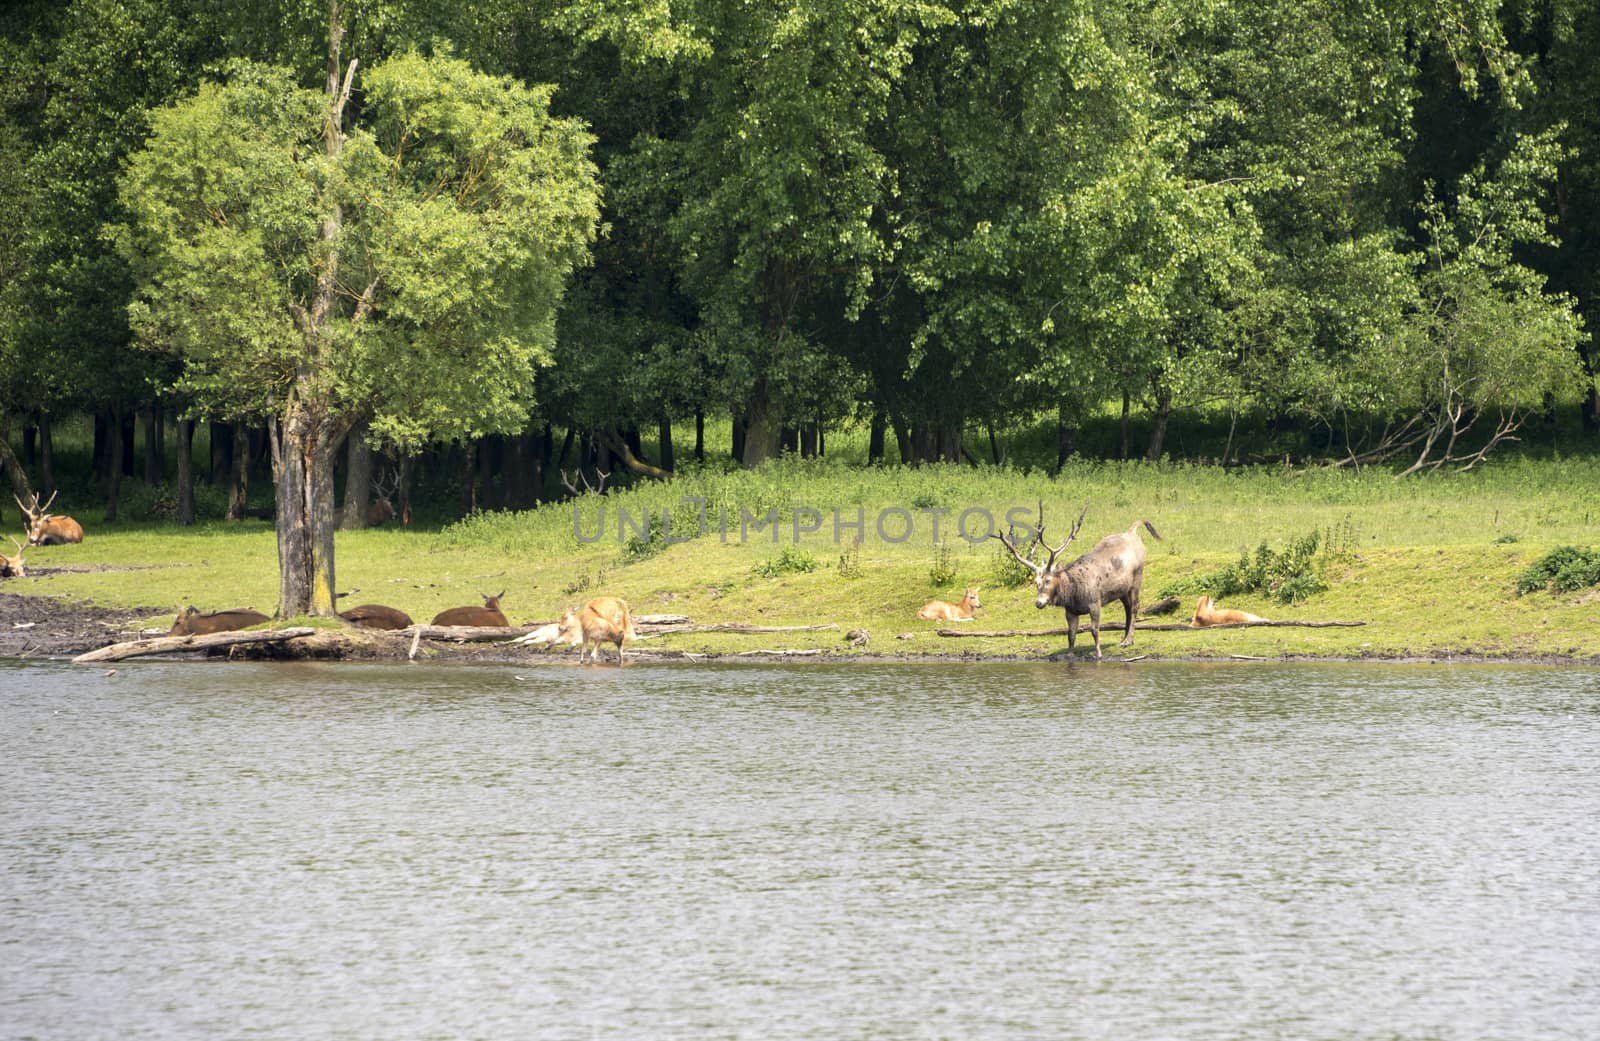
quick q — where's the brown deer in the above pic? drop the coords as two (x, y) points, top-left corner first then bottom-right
(1190, 595), (1267, 627)
(430, 591), (510, 627)
(168, 607), (271, 636)
(993, 503), (1161, 658)
(1, 537), (26, 578)
(917, 585), (981, 621)
(366, 468), (398, 526)
(15, 491), (84, 545)
(556, 595), (638, 666)
(339, 603), (413, 630)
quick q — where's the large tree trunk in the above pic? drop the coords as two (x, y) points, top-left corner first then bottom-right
(340, 421), (373, 529)
(694, 411), (704, 462)
(657, 415), (674, 473)
(209, 421), (232, 484)
(271, 403), (340, 617)
(176, 418), (196, 525)
(741, 377), (783, 467)
(120, 410), (136, 477)
(0, 419), (34, 521)
(868, 411), (886, 463)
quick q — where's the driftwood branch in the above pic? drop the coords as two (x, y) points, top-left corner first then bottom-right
(403, 624), (525, 643)
(937, 619), (1365, 638)
(74, 627), (317, 663)
(639, 622), (841, 635)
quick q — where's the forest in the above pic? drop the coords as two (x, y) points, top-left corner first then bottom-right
(1, 0), (1597, 616)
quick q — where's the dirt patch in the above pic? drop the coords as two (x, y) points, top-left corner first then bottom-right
(0, 591), (166, 659)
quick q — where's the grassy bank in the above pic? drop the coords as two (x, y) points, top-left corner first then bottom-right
(9, 456), (1600, 662)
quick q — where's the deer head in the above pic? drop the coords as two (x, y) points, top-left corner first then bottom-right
(0, 536), (25, 578)
(991, 501), (1087, 606)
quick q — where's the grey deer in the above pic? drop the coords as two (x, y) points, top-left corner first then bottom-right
(993, 503), (1161, 658)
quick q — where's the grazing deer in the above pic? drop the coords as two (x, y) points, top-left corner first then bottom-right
(15, 491), (84, 545)
(339, 603), (413, 630)
(993, 503), (1161, 658)
(918, 585), (982, 621)
(430, 591), (510, 627)
(366, 468), (399, 527)
(1190, 595), (1267, 627)
(557, 595), (638, 666)
(168, 607), (270, 636)
(1, 537), (26, 578)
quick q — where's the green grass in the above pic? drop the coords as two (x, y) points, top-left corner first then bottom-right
(9, 454), (1600, 660)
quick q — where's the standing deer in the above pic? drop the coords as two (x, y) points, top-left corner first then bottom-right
(1, 537), (26, 578)
(430, 591), (510, 627)
(556, 595), (637, 666)
(993, 504), (1161, 658)
(15, 491), (84, 545)
(917, 586), (982, 621)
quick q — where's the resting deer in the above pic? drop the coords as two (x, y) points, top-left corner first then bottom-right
(557, 595), (637, 666)
(15, 491), (84, 545)
(993, 503), (1161, 658)
(918, 586), (981, 621)
(168, 607), (270, 636)
(1, 537), (26, 578)
(339, 603), (413, 630)
(430, 591), (509, 627)
(1190, 595), (1267, 627)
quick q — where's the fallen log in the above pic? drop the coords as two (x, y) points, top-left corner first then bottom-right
(937, 619), (1365, 638)
(403, 624), (525, 643)
(74, 627), (317, 663)
(641, 622), (841, 635)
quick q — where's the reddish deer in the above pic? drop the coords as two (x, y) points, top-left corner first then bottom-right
(1, 537), (26, 578)
(917, 585), (981, 621)
(993, 504), (1161, 658)
(15, 491), (84, 545)
(339, 603), (413, 630)
(430, 591), (509, 627)
(168, 607), (271, 636)
(1190, 595), (1267, 627)
(556, 595), (638, 666)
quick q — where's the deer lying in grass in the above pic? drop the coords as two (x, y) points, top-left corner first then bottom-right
(16, 491), (84, 545)
(430, 592), (509, 627)
(557, 595), (637, 666)
(339, 604), (413, 630)
(168, 607), (270, 636)
(1, 537), (26, 578)
(1190, 595), (1267, 627)
(917, 586), (981, 621)
(993, 503), (1161, 658)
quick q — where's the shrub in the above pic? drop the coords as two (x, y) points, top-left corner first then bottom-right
(928, 542), (957, 585)
(752, 547), (819, 578)
(1161, 528), (1337, 605)
(1516, 546), (1600, 595)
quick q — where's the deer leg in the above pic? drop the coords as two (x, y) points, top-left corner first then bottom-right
(1089, 604), (1103, 658)
(1065, 612), (1078, 653)
(1120, 594), (1137, 646)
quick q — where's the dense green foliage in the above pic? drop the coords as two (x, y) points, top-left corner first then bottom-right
(1515, 545), (1600, 594)
(1, 0), (1598, 530)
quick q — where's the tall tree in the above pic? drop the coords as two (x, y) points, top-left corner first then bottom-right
(118, 5), (599, 615)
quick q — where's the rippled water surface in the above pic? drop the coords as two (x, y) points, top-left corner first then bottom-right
(3, 659), (1598, 1040)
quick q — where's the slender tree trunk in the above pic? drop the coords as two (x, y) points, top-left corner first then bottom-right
(105, 406), (125, 522)
(1145, 386), (1172, 462)
(209, 418), (232, 486)
(39, 414), (54, 496)
(176, 418), (196, 525)
(869, 411), (886, 463)
(556, 425), (575, 468)
(800, 425), (818, 459)
(226, 420), (250, 520)
(92, 412), (108, 480)
(893, 416), (911, 464)
(478, 435), (498, 510)
(22, 423), (36, 464)
(731, 417), (746, 463)
(398, 453), (415, 526)
(1119, 389), (1131, 461)
(658, 415), (674, 473)
(120, 411), (136, 477)
(1056, 402), (1077, 473)
(694, 411), (704, 462)
(987, 423), (1001, 464)
(142, 408), (162, 484)
(459, 440), (477, 516)
(340, 422), (373, 529)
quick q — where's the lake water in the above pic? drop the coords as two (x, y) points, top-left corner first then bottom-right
(2, 659), (1598, 1040)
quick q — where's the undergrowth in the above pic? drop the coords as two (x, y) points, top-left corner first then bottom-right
(1160, 517), (1358, 605)
(1516, 546), (1600, 595)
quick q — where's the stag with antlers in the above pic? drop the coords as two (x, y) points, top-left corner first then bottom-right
(992, 502), (1161, 658)
(560, 467), (611, 497)
(15, 490), (84, 545)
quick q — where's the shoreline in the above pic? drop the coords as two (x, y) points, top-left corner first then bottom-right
(5, 592), (1596, 668)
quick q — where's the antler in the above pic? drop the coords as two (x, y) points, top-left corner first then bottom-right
(989, 500), (1088, 575)
(1042, 503), (1088, 570)
(39, 489), (58, 514)
(14, 492), (37, 518)
(560, 468), (612, 496)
